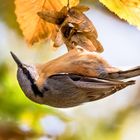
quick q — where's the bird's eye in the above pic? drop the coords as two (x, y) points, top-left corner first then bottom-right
(22, 67), (28, 75)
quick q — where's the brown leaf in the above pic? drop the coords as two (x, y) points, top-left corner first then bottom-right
(38, 3), (103, 52)
(15, 0), (79, 46)
(60, 19), (104, 52)
(62, 6), (104, 52)
(70, 33), (97, 52)
(66, 6), (97, 36)
(53, 31), (64, 48)
(83, 32), (104, 52)
(71, 5), (90, 12)
(37, 10), (66, 25)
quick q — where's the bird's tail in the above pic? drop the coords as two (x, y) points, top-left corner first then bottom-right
(107, 66), (140, 80)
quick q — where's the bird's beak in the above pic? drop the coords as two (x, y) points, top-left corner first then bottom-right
(10, 52), (23, 68)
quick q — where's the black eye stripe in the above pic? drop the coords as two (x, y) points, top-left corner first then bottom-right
(22, 67), (44, 97)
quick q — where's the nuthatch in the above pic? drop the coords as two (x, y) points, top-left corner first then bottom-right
(11, 48), (140, 108)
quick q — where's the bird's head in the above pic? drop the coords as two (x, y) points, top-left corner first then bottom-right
(10, 52), (44, 103)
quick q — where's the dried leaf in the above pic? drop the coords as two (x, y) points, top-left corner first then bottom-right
(67, 6), (97, 34)
(99, 0), (140, 29)
(38, 4), (104, 52)
(71, 5), (90, 12)
(70, 33), (97, 52)
(60, 8), (104, 52)
(53, 31), (64, 48)
(37, 10), (66, 25)
(15, 0), (79, 45)
(83, 32), (103, 52)
(63, 31), (103, 52)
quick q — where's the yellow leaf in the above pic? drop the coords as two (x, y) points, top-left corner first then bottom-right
(15, 0), (79, 46)
(99, 0), (140, 29)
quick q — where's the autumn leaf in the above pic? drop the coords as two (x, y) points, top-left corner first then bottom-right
(38, 4), (104, 52)
(15, 0), (79, 46)
(99, 0), (140, 29)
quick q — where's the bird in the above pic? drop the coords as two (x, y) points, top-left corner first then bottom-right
(10, 47), (140, 108)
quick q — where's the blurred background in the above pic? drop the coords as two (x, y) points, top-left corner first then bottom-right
(0, 0), (140, 139)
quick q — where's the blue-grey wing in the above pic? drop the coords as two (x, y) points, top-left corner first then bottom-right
(47, 73), (135, 101)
